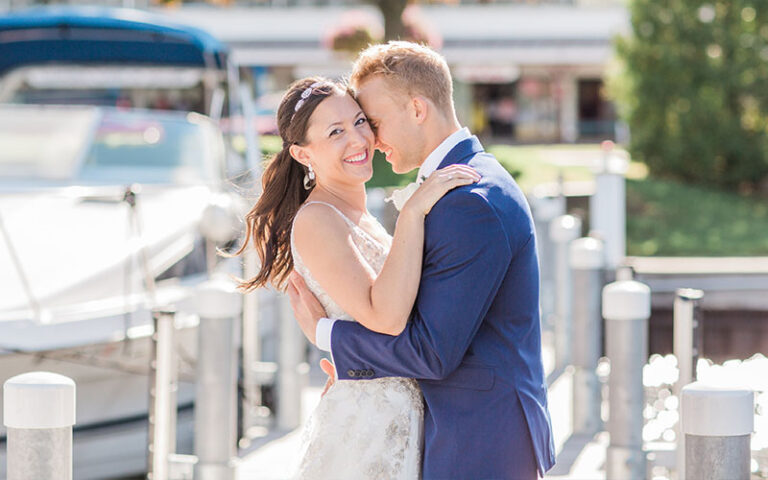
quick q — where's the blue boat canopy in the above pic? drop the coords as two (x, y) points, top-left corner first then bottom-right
(0, 6), (229, 76)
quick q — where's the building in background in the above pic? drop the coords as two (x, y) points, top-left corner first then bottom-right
(0, 0), (628, 143)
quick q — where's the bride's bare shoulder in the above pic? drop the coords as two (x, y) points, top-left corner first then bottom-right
(292, 202), (351, 253)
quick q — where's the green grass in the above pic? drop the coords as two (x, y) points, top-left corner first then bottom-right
(626, 178), (768, 256)
(259, 134), (283, 155)
(259, 137), (768, 256)
(485, 144), (592, 191)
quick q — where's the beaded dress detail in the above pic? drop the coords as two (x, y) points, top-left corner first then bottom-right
(290, 201), (423, 480)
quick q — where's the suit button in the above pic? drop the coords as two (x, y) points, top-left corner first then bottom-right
(347, 369), (356, 377)
(366, 370), (374, 377)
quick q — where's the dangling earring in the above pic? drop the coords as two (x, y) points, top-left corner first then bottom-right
(303, 164), (316, 190)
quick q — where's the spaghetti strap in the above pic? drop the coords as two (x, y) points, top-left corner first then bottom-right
(296, 200), (357, 228)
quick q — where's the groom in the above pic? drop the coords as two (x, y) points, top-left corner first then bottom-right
(287, 41), (555, 479)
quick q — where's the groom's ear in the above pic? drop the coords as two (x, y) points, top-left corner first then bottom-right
(411, 96), (429, 125)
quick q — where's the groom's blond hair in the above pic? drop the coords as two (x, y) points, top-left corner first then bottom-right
(350, 41), (454, 114)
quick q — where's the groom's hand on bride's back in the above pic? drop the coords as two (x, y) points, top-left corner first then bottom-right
(287, 271), (326, 345)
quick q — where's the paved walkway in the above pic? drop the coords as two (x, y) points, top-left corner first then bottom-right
(236, 332), (607, 479)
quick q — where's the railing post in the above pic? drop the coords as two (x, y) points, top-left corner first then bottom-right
(193, 278), (242, 480)
(241, 250), (264, 436)
(590, 141), (628, 270)
(570, 237), (604, 435)
(277, 294), (309, 431)
(682, 383), (753, 480)
(550, 214), (582, 370)
(148, 308), (178, 480)
(530, 193), (566, 330)
(603, 271), (650, 480)
(674, 288), (704, 480)
(4, 372), (76, 480)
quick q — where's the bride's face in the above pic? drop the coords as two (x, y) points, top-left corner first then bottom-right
(294, 93), (375, 188)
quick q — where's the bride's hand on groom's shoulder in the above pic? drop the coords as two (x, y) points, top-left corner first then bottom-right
(402, 165), (480, 217)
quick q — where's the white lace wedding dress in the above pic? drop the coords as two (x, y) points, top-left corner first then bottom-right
(290, 201), (424, 480)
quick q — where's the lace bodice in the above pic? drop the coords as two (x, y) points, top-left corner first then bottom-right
(289, 200), (423, 480)
(291, 201), (392, 321)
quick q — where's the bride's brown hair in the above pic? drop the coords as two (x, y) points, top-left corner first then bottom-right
(233, 77), (346, 291)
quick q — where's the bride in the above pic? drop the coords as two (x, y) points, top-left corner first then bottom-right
(234, 77), (479, 479)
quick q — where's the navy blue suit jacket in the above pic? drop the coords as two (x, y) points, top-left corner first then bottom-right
(330, 136), (556, 479)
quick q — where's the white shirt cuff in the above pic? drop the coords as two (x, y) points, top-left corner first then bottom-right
(315, 317), (337, 352)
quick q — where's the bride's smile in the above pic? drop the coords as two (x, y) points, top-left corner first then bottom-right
(343, 150), (368, 165)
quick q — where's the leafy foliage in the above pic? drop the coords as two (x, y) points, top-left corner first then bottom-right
(612, 0), (768, 191)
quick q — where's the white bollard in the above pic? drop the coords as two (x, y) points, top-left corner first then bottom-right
(369, 187), (398, 234)
(4, 372), (76, 480)
(674, 289), (704, 395)
(530, 193), (566, 330)
(241, 250), (263, 435)
(570, 237), (604, 435)
(673, 288), (704, 480)
(277, 294), (308, 431)
(148, 308), (178, 480)
(550, 214), (582, 370)
(603, 276), (651, 480)
(681, 383), (753, 480)
(589, 141), (628, 270)
(193, 278), (242, 480)
(367, 188), (388, 226)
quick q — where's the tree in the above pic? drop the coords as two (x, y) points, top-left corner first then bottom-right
(328, 1), (443, 57)
(376, 0), (409, 42)
(612, 0), (768, 192)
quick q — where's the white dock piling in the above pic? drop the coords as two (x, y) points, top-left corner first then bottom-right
(673, 288), (704, 480)
(589, 141), (628, 270)
(148, 307), (178, 480)
(681, 383), (753, 480)
(242, 250), (264, 435)
(570, 237), (604, 435)
(603, 275), (650, 480)
(530, 193), (566, 329)
(194, 278), (242, 480)
(550, 214), (582, 370)
(3, 372), (76, 480)
(674, 289), (704, 394)
(277, 294), (308, 431)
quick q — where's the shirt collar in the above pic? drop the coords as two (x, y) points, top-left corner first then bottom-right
(417, 127), (471, 182)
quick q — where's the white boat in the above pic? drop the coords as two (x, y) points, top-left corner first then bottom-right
(0, 104), (246, 479)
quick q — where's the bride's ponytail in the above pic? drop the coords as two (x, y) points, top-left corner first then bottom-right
(234, 77), (344, 291)
(233, 145), (308, 291)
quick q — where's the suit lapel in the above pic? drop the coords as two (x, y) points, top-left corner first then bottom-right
(436, 135), (484, 170)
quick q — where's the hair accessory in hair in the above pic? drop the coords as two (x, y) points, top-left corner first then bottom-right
(294, 82), (323, 114)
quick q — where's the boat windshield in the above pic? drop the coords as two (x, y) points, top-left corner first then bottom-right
(0, 106), (96, 180)
(0, 106), (223, 184)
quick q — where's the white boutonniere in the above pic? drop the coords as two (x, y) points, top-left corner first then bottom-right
(385, 181), (420, 212)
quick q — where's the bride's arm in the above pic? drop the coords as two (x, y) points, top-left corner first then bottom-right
(293, 165), (479, 336)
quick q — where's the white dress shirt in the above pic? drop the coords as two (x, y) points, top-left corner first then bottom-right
(417, 127), (471, 182)
(315, 127), (472, 353)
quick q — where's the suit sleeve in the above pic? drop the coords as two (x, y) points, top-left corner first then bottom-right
(330, 190), (514, 381)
